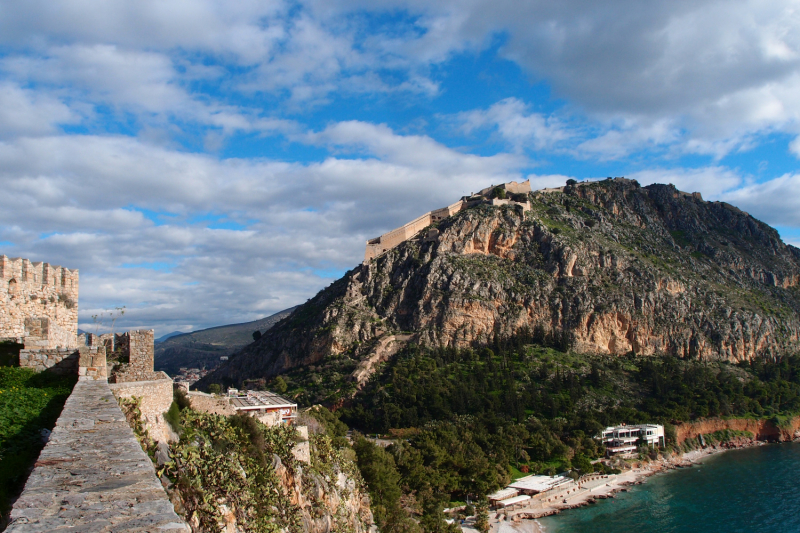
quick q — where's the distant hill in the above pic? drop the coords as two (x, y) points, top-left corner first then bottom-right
(156, 331), (185, 343)
(154, 307), (296, 376)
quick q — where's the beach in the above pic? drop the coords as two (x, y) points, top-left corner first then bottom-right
(481, 439), (767, 533)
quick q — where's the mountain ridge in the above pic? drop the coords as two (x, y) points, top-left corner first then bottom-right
(154, 307), (296, 375)
(199, 178), (800, 391)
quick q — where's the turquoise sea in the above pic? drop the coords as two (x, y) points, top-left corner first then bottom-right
(538, 443), (800, 533)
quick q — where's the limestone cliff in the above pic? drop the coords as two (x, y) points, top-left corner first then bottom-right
(201, 179), (800, 388)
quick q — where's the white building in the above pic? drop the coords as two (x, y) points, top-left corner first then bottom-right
(228, 390), (298, 426)
(600, 424), (665, 455)
(507, 475), (570, 495)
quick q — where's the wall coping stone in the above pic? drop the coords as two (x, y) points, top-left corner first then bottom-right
(7, 380), (188, 532)
(108, 377), (173, 389)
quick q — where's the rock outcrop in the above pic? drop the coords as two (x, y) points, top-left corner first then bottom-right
(676, 416), (800, 443)
(201, 179), (800, 388)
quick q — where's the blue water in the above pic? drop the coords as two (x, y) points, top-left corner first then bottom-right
(539, 443), (800, 533)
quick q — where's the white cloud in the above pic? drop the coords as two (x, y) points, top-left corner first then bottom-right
(790, 135), (800, 158)
(721, 172), (800, 227)
(0, 125), (526, 333)
(628, 167), (743, 199)
(0, 83), (79, 138)
(457, 98), (569, 151)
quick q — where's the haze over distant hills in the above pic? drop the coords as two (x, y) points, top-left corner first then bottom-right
(154, 307), (296, 375)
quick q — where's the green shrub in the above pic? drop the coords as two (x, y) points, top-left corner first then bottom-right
(164, 401), (182, 434)
(492, 187), (506, 200)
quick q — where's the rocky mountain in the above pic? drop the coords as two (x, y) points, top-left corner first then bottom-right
(200, 178), (800, 390)
(155, 307), (295, 375)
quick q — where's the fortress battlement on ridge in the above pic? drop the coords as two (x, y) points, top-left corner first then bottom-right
(364, 179), (533, 262)
(1, 255), (79, 349)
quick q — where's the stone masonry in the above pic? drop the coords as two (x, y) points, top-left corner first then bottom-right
(7, 380), (188, 532)
(0, 255), (79, 349)
(18, 346), (107, 380)
(364, 179), (532, 262)
(110, 330), (168, 383)
(108, 329), (176, 443)
(110, 379), (176, 443)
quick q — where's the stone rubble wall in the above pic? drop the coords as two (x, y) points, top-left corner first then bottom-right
(187, 391), (236, 416)
(0, 255), (79, 349)
(18, 346), (107, 380)
(18, 348), (79, 375)
(7, 380), (188, 532)
(110, 378), (177, 443)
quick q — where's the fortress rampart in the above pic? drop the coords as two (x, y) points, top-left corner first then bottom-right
(5, 253), (187, 531)
(364, 180), (532, 262)
(7, 380), (188, 532)
(0, 255), (79, 349)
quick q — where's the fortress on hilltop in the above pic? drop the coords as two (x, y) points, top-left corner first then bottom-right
(1, 255), (80, 349)
(364, 179), (534, 262)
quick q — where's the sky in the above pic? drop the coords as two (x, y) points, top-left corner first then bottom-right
(1, 0), (800, 335)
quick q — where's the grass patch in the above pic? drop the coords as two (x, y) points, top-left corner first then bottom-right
(0, 367), (76, 523)
(509, 465), (529, 481)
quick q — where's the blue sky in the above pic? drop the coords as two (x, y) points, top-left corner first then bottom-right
(1, 0), (799, 335)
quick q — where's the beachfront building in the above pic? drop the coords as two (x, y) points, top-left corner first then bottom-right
(228, 389), (298, 426)
(508, 474), (571, 495)
(488, 488), (519, 505)
(600, 423), (665, 455)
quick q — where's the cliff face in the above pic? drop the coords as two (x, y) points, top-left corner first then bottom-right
(676, 416), (800, 443)
(156, 409), (373, 533)
(202, 179), (800, 387)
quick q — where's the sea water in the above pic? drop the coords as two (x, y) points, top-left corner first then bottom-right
(538, 443), (800, 533)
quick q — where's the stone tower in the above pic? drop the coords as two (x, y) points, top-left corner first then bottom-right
(0, 255), (79, 349)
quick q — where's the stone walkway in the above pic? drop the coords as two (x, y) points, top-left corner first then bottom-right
(8, 380), (188, 532)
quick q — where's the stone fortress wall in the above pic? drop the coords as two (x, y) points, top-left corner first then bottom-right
(0, 255), (79, 349)
(5, 254), (189, 531)
(364, 179), (532, 262)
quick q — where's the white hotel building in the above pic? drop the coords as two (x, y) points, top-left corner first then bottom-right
(600, 424), (665, 455)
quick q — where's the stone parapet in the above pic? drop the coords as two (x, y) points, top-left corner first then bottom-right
(110, 378), (177, 443)
(18, 348), (78, 375)
(109, 329), (160, 383)
(7, 380), (188, 532)
(19, 346), (107, 380)
(78, 346), (107, 381)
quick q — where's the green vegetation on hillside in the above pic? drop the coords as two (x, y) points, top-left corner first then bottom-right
(283, 335), (800, 531)
(0, 364), (75, 523)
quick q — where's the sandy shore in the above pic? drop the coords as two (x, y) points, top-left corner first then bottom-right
(486, 439), (767, 533)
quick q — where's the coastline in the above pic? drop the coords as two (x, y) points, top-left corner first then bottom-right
(487, 437), (770, 533)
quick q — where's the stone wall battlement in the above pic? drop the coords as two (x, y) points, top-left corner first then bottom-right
(1, 255), (79, 349)
(0, 255), (79, 295)
(364, 179), (533, 263)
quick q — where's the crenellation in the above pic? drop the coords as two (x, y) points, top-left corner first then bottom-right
(1, 255), (79, 349)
